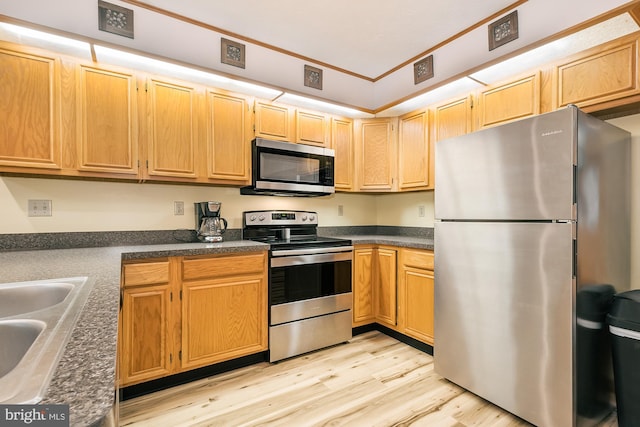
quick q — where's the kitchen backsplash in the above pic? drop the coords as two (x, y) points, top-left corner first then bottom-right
(0, 226), (434, 251)
(0, 176), (435, 235)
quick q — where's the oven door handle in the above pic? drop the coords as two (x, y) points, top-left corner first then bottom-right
(271, 251), (352, 267)
(271, 245), (354, 257)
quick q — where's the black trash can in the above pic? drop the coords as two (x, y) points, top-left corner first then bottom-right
(607, 290), (640, 427)
(576, 284), (615, 418)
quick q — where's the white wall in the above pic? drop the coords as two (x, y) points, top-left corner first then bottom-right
(0, 177), (379, 233)
(606, 116), (640, 290)
(375, 191), (435, 227)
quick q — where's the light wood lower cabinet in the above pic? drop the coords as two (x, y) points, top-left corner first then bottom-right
(352, 247), (375, 326)
(120, 259), (175, 386)
(374, 247), (397, 327)
(180, 253), (268, 369)
(352, 246), (397, 328)
(119, 252), (268, 387)
(398, 248), (434, 345)
(352, 245), (434, 346)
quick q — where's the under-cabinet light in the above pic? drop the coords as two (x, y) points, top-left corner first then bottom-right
(0, 22), (91, 58)
(278, 92), (374, 118)
(378, 77), (483, 117)
(93, 45), (283, 99)
(469, 13), (639, 85)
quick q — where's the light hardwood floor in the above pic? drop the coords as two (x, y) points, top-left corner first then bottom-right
(119, 331), (618, 427)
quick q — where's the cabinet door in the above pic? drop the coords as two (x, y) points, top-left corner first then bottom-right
(356, 118), (397, 191)
(254, 100), (294, 141)
(374, 248), (397, 327)
(398, 109), (430, 190)
(332, 117), (354, 191)
(352, 247), (375, 326)
(206, 90), (251, 182)
(433, 96), (473, 142)
(296, 109), (330, 146)
(146, 78), (198, 179)
(77, 65), (138, 175)
(400, 249), (435, 345)
(181, 253), (267, 370)
(120, 284), (174, 386)
(553, 37), (639, 110)
(477, 73), (540, 129)
(0, 46), (61, 170)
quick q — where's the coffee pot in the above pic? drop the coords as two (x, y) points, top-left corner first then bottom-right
(195, 201), (228, 242)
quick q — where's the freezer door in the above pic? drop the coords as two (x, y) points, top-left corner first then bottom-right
(435, 108), (575, 221)
(434, 221), (574, 427)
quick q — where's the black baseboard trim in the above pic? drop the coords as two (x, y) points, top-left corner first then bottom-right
(120, 351), (268, 401)
(353, 324), (433, 356)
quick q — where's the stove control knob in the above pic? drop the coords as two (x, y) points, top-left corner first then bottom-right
(309, 215), (316, 222)
(301, 215), (308, 221)
(258, 214), (266, 221)
(249, 215), (257, 222)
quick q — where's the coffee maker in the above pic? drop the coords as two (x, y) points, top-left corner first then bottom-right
(195, 201), (228, 242)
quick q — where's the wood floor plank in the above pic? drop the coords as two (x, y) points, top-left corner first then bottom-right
(119, 331), (617, 427)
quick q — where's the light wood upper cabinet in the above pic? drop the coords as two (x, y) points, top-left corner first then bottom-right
(254, 100), (295, 141)
(398, 248), (434, 345)
(355, 118), (398, 191)
(477, 73), (540, 129)
(332, 117), (354, 191)
(398, 109), (430, 191)
(433, 95), (474, 142)
(553, 36), (639, 110)
(77, 65), (138, 176)
(0, 45), (62, 170)
(374, 247), (397, 328)
(352, 246), (375, 326)
(206, 90), (252, 182)
(296, 109), (330, 147)
(180, 252), (268, 370)
(145, 78), (198, 179)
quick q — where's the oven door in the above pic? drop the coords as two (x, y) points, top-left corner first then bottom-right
(269, 247), (352, 323)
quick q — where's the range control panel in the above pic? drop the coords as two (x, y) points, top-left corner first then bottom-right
(243, 210), (318, 226)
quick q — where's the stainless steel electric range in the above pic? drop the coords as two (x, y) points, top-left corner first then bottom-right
(242, 210), (353, 362)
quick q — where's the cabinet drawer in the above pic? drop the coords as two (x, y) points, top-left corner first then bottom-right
(122, 260), (170, 287)
(182, 252), (266, 281)
(401, 249), (434, 271)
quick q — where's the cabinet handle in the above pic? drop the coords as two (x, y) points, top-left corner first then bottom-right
(119, 289), (123, 311)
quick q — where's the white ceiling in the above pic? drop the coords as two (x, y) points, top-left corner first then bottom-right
(139, 0), (516, 79)
(0, 0), (636, 113)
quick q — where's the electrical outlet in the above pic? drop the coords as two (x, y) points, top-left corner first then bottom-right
(174, 201), (185, 216)
(338, 205), (344, 216)
(28, 199), (52, 217)
(418, 205), (425, 218)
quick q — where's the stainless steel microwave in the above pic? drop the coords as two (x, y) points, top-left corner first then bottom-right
(240, 138), (335, 196)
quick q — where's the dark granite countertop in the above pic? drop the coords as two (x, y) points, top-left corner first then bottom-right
(337, 234), (434, 250)
(0, 226), (433, 426)
(0, 240), (268, 427)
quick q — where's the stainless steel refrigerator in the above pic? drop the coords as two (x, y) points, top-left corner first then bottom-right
(434, 105), (630, 427)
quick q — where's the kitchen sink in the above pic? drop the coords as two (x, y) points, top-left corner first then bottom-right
(0, 277), (94, 403)
(0, 320), (45, 378)
(0, 282), (74, 318)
